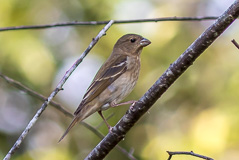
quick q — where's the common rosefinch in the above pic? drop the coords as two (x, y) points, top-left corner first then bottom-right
(59, 34), (151, 142)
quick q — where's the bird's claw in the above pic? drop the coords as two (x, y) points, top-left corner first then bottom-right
(108, 126), (113, 133)
(129, 101), (137, 110)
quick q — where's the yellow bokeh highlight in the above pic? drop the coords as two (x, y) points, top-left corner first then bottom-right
(15, 148), (72, 160)
(0, 32), (55, 87)
(146, 4), (180, 48)
(142, 128), (188, 160)
(0, 0), (13, 25)
(142, 136), (168, 160)
(190, 109), (229, 154)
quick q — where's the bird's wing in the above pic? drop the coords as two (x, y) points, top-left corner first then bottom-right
(74, 54), (127, 115)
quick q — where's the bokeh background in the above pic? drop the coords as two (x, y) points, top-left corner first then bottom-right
(0, 0), (239, 159)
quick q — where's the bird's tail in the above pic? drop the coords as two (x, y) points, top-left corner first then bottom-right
(58, 116), (83, 142)
(58, 103), (97, 142)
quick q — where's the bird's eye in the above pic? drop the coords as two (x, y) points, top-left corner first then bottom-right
(130, 38), (136, 43)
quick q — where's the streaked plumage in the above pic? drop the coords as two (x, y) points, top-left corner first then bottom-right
(59, 34), (151, 142)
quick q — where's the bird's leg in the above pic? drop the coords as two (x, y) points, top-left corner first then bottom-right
(98, 111), (112, 132)
(110, 100), (137, 107)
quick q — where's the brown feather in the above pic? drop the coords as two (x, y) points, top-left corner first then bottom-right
(58, 116), (83, 142)
(59, 34), (151, 141)
(74, 54), (127, 115)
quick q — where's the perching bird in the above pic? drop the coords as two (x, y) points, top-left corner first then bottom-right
(59, 34), (151, 142)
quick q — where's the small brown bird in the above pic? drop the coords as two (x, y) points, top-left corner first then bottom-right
(59, 34), (151, 142)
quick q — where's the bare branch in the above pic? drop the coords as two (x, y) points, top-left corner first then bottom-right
(0, 73), (72, 117)
(231, 39), (239, 49)
(85, 1), (239, 160)
(0, 16), (218, 32)
(0, 73), (137, 160)
(3, 20), (115, 160)
(167, 151), (214, 160)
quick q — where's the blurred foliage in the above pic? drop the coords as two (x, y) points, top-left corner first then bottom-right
(0, 0), (239, 160)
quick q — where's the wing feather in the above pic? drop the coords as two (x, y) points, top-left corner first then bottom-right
(74, 54), (127, 115)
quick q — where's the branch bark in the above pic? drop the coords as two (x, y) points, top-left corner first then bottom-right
(3, 20), (114, 160)
(0, 73), (136, 160)
(0, 16), (218, 32)
(85, 1), (239, 159)
(167, 151), (214, 160)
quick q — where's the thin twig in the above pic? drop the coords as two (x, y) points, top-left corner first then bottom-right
(0, 73), (137, 160)
(85, 1), (239, 159)
(3, 20), (115, 160)
(0, 16), (218, 32)
(0, 73), (72, 117)
(167, 151), (214, 160)
(231, 39), (239, 49)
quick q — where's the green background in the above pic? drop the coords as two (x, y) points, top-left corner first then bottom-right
(0, 0), (239, 159)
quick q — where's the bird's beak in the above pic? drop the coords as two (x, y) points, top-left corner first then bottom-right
(140, 38), (151, 47)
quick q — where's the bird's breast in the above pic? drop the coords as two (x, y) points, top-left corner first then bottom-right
(98, 56), (141, 110)
(111, 57), (140, 102)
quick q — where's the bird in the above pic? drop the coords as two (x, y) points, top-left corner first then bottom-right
(59, 34), (151, 142)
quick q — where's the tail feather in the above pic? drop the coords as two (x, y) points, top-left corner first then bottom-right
(58, 116), (82, 142)
(58, 103), (98, 142)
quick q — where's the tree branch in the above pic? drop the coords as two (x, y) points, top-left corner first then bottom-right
(0, 73), (72, 117)
(0, 73), (137, 160)
(0, 16), (218, 32)
(232, 39), (239, 49)
(167, 151), (214, 160)
(85, 1), (239, 159)
(3, 20), (114, 160)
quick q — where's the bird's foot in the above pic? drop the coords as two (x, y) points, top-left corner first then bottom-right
(111, 100), (137, 107)
(129, 101), (137, 110)
(108, 126), (113, 133)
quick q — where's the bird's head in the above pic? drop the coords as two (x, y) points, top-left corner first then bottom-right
(113, 34), (151, 56)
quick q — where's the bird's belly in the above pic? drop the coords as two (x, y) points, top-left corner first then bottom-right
(99, 70), (138, 110)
